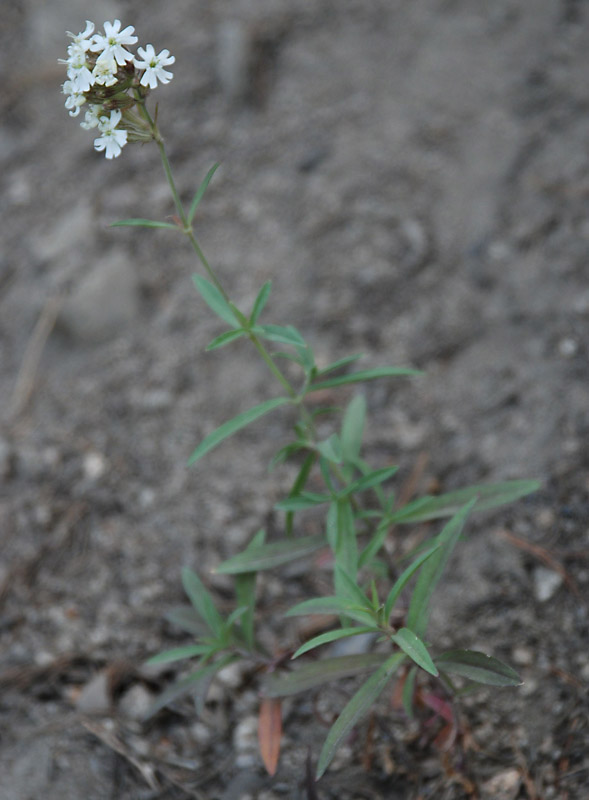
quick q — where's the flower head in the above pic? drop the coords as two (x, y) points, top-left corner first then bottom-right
(134, 44), (175, 89)
(62, 43), (94, 92)
(93, 109), (128, 159)
(62, 20), (173, 159)
(80, 104), (104, 130)
(92, 52), (119, 87)
(66, 20), (95, 51)
(62, 80), (87, 117)
(90, 19), (138, 65)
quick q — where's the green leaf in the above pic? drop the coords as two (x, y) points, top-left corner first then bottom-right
(111, 218), (179, 229)
(292, 627), (378, 659)
(392, 628), (438, 676)
(269, 442), (306, 469)
(249, 281), (272, 324)
(264, 653), (388, 698)
(340, 466), (399, 499)
(164, 606), (207, 636)
(326, 501), (338, 551)
(144, 654), (236, 719)
(406, 500), (476, 638)
(187, 162), (221, 224)
(188, 397), (291, 465)
(182, 568), (224, 638)
(255, 324), (307, 347)
(285, 596), (374, 626)
(333, 499), (358, 582)
(358, 517), (391, 568)
(206, 329), (246, 350)
(307, 367), (422, 393)
(315, 354), (365, 377)
(145, 644), (213, 666)
(274, 491), (330, 511)
(383, 540), (443, 620)
(214, 533), (326, 574)
(235, 529), (266, 650)
(391, 480), (541, 524)
(340, 394), (366, 464)
(316, 433), (343, 464)
(284, 451), (317, 536)
(316, 653), (405, 779)
(192, 274), (239, 327)
(334, 566), (372, 612)
(436, 649), (522, 687)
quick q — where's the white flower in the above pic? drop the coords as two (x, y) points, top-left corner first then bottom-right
(80, 104), (103, 130)
(134, 44), (175, 89)
(92, 52), (118, 87)
(66, 20), (95, 51)
(90, 19), (137, 65)
(93, 109), (128, 159)
(63, 43), (94, 92)
(62, 80), (87, 117)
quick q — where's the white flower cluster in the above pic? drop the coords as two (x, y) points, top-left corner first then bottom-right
(61, 20), (175, 159)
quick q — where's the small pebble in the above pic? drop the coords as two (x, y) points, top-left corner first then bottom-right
(533, 567), (563, 602)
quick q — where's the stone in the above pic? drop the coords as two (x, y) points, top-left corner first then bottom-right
(76, 670), (111, 714)
(533, 567), (563, 602)
(118, 684), (155, 721)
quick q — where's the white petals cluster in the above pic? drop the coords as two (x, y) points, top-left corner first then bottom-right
(134, 45), (176, 89)
(61, 20), (175, 158)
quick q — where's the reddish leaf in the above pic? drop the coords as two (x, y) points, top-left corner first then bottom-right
(421, 691), (454, 723)
(258, 697), (282, 776)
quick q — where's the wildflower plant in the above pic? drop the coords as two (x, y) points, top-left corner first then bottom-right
(62, 21), (540, 781)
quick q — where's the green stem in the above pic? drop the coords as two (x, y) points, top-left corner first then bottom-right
(137, 97), (298, 400)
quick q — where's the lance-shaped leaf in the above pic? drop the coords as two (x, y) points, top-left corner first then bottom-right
(292, 626), (378, 660)
(192, 274), (239, 327)
(258, 697), (282, 776)
(249, 281), (272, 324)
(335, 566), (372, 612)
(165, 606), (207, 636)
(316, 652), (405, 779)
(285, 596), (374, 626)
(145, 643), (214, 666)
(333, 499), (358, 582)
(264, 653), (388, 698)
(383, 540), (443, 620)
(307, 366), (421, 393)
(406, 499), (476, 638)
(215, 533), (326, 574)
(315, 354), (365, 377)
(339, 466), (399, 499)
(206, 329), (246, 351)
(187, 162), (221, 224)
(390, 479), (541, 524)
(182, 567), (224, 637)
(283, 451), (317, 537)
(436, 649), (522, 687)
(340, 394), (366, 464)
(111, 218), (179, 229)
(274, 491), (330, 511)
(144, 654), (236, 719)
(188, 396), (291, 465)
(235, 529), (266, 650)
(316, 433), (343, 464)
(254, 324), (307, 347)
(391, 628), (438, 676)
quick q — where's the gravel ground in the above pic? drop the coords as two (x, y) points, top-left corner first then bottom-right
(1, 1), (588, 798)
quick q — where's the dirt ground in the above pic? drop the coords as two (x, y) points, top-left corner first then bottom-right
(1, 1), (588, 798)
